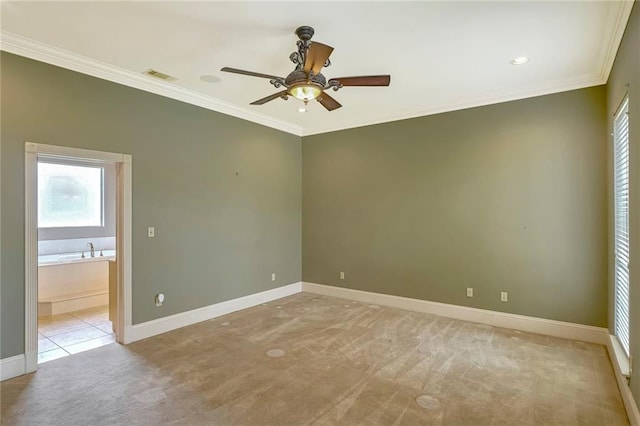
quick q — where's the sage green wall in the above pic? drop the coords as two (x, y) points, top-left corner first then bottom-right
(0, 43), (619, 368)
(0, 52), (302, 359)
(607, 1), (639, 409)
(303, 86), (607, 327)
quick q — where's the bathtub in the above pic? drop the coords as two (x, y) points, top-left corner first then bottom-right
(38, 249), (116, 266)
(38, 250), (116, 317)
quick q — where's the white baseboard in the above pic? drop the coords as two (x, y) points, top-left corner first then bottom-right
(607, 336), (640, 425)
(124, 282), (302, 344)
(1, 354), (26, 381)
(302, 282), (609, 345)
(25, 350), (37, 374)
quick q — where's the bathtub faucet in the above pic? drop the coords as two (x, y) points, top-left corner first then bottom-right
(87, 242), (95, 258)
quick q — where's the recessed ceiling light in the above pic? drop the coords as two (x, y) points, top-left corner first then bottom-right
(298, 107), (307, 113)
(510, 57), (529, 65)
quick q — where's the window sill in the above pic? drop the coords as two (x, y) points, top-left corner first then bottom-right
(609, 334), (631, 378)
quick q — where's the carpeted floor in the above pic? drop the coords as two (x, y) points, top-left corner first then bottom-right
(0, 293), (629, 425)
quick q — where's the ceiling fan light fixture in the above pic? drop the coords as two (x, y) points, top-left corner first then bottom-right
(288, 83), (323, 102)
(220, 26), (390, 111)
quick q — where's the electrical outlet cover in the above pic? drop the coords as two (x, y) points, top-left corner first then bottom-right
(155, 293), (164, 306)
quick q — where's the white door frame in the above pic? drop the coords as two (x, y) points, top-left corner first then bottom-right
(24, 142), (132, 373)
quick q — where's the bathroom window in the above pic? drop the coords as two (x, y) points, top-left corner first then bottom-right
(38, 162), (104, 228)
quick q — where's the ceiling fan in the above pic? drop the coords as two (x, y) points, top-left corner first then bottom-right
(221, 26), (391, 111)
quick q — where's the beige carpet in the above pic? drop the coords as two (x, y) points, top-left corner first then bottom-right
(1, 293), (629, 425)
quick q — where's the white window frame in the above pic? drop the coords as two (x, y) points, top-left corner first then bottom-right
(37, 158), (116, 240)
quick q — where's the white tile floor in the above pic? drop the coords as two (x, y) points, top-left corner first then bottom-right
(38, 305), (116, 363)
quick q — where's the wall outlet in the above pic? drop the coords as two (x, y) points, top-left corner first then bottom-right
(501, 292), (508, 302)
(271, 273), (276, 281)
(466, 288), (473, 297)
(340, 272), (345, 280)
(155, 293), (165, 307)
(148, 227), (155, 238)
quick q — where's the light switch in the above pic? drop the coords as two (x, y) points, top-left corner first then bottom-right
(148, 227), (155, 238)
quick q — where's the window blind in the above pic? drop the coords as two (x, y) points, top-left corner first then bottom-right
(613, 97), (630, 356)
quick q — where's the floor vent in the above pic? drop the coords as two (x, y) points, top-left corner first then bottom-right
(143, 69), (177, 82)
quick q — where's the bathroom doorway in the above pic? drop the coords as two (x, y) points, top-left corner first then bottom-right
(36, 158), (117, 363)
(24, 143), (132, 373)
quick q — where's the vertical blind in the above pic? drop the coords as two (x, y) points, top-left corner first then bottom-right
(614, 97), (630, 356)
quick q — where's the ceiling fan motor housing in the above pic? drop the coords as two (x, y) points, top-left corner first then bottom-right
(285, 70), (326, 87)
(295, 26), (315, 41)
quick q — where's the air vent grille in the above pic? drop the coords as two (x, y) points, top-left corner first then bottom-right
(143, 69), (177, 82)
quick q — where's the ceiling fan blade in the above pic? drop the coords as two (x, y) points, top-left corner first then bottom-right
(328, 75), (391, 87)
(250, 90), (289, 105)
(317, 91), (342, 111)
(304, 42), (334, 74)
(221, 67), (283, 80)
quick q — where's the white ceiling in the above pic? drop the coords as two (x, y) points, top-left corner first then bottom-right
(0, 1), (634, 136)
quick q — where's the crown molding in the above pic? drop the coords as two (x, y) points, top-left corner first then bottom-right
(302, 71), (604, 136)
(598, 0), (635, 83)
(0, 31), (303, 137)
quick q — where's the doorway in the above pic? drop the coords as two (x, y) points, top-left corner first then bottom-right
(37, 158), (116, 362)
(24, 142), (132, 373)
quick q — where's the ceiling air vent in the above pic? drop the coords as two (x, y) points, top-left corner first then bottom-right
(143, 69), (177, 82)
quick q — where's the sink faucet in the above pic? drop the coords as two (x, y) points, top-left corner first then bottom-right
(87, 242), (95, 258)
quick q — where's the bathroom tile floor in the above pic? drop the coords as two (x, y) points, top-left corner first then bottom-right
(38, 305), (116, 363)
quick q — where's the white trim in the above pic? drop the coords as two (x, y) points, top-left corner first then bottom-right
(25, 351), (37, 375)
(1, 32), (303, 137)
(125, 282), (302, 343)
(609, 334), (631, 378)
(302, 282), (609, 345)
(0, 355), (26, 382)
(607, 336), (640, 426)
(116, 156), (132, 344)
(598, 0), (636, 84)
(24, 149), (38, 373)
(25, 142), (124, 162)
(24, 143), (133, 365)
